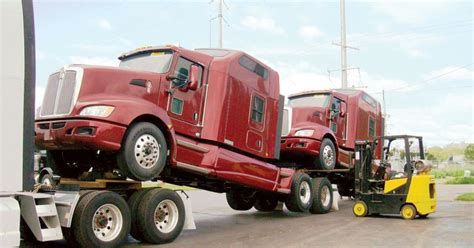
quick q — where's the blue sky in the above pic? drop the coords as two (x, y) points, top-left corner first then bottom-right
(33, 0), (473, 147)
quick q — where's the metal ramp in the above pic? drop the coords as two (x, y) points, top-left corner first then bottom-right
(16, 192), (63, 241)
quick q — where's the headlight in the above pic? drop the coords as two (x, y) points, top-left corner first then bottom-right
(79, 106), (115, 117)
(295, 129), (314, 137)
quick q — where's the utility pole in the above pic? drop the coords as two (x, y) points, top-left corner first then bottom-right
(340, 0), (347, 88)
(218, 0), (223, 48)
(332, 0), (358, 88)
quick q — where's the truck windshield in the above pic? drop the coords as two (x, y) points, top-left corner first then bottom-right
(119, 51), (173, 73)
(288, 94), (330, 108)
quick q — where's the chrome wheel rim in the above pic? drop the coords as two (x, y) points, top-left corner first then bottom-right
(154, 200), (179, 234)
(322, 145), (334, 166)
(92, 204), (123, 242)
(134, 134), (160, 169)
(299, 181), (311, 205)
(320, 185), (331, 207)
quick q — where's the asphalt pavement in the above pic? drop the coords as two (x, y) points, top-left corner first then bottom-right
(21, 182), (473, 247)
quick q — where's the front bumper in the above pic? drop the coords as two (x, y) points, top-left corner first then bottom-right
(35, 118), (126, 150)
(280, 137), (321, 156)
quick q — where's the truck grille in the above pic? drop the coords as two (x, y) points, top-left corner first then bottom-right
(40, 69), (81, 117)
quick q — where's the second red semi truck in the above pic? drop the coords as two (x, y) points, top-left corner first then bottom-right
(279, 89), (383, 196)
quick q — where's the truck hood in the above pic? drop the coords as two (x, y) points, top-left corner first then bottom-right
(37, 64), (166, 120)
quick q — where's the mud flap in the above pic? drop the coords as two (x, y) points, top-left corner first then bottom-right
(177, 191), (196, 230)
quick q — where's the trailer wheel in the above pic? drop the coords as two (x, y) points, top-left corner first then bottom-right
(315, 138), (336, 170)
(117, 122), (167, 181)
(70, 191), (131, 248)
(310, 177), (333, 214)
(226, 190), (257, 211)
(137, 188), (185, 244)
(254, 192), (278, 212)
(285, 173), (313, 212)
(353, 200), (368, 217)
(128, 188), (154, 241)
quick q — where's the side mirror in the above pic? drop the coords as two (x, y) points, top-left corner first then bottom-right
(188, 64), (199, 91)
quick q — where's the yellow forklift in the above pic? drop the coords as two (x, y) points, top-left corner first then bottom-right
(352, 135), (436, 220)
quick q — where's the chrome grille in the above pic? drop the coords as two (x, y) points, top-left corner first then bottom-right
(40, 73), (60, 116)
(40, 68), (81, 117)
(56, 71), (77, 115)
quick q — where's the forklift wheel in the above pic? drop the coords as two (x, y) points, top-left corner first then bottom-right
(401, 204), (416, 220)
(353, 201), (368, 217)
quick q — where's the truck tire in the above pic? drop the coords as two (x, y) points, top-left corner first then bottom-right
(254, 192), (278, 212)
(226, 190), (256, 211)
(70, 191), (131, 248)
(127, 188), (154, 241)
(136, 188), (185, 244)
(315, 138), (336, 170)
(117, 122), (168, 181)
(285, 173), (313, 212)
(310, 177), (333, 214)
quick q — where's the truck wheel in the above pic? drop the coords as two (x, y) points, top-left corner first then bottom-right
(310, 177), (333, 214)
(315, 138), (336, 170)
(117, 122), (168, 181)
(285, 173), (313, 212)
(400, 204), (416, 220)
(254, 192), (278, 212)
(137, 188), (185, 244)
(70, 191), (131, 248)
(127, 188), (154, 241)
(226, 190), (256, 211)
(353, 200), (368, 217)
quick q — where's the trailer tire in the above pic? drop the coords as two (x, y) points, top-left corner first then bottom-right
(128, 188), (154, 241)
(310, 177), (333, 214)
(117, 122), (168, 181)
(315, 138), (336, 170)
(137, 188), (185, 244)
(226, 190), (256, 211)
(285, 173), (313, 212)
(254, 192), (278, 212)
(70, 191), (131, 248)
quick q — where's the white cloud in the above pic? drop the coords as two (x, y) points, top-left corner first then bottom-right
(98, 18), (112, 30)
(240, 16), (285, 35)
(298, 25), (324, 40)
(70, 56), (118, 66)
(407, 48), (423, 58)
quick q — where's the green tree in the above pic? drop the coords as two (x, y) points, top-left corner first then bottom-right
(465, 144), (474, 160)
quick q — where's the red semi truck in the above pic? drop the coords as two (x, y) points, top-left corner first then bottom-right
(279, 89), (383, 196)
(35, 46), (334, 220)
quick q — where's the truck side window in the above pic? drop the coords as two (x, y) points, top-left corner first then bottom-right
(369, 117), (376, 137)
(251, 95), (265, 123)
(173, 57), (203, 87)
(331, 98), (341, 119)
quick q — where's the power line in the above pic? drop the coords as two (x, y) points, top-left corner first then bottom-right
(369, 63), (473, 94)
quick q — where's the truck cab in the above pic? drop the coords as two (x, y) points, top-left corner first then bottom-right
(35, 46), (311, 205)
(280, 89), (383, 170)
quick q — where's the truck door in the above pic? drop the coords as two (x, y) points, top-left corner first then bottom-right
(167, 56), (205, 136)
(329, 97), (347, 145)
